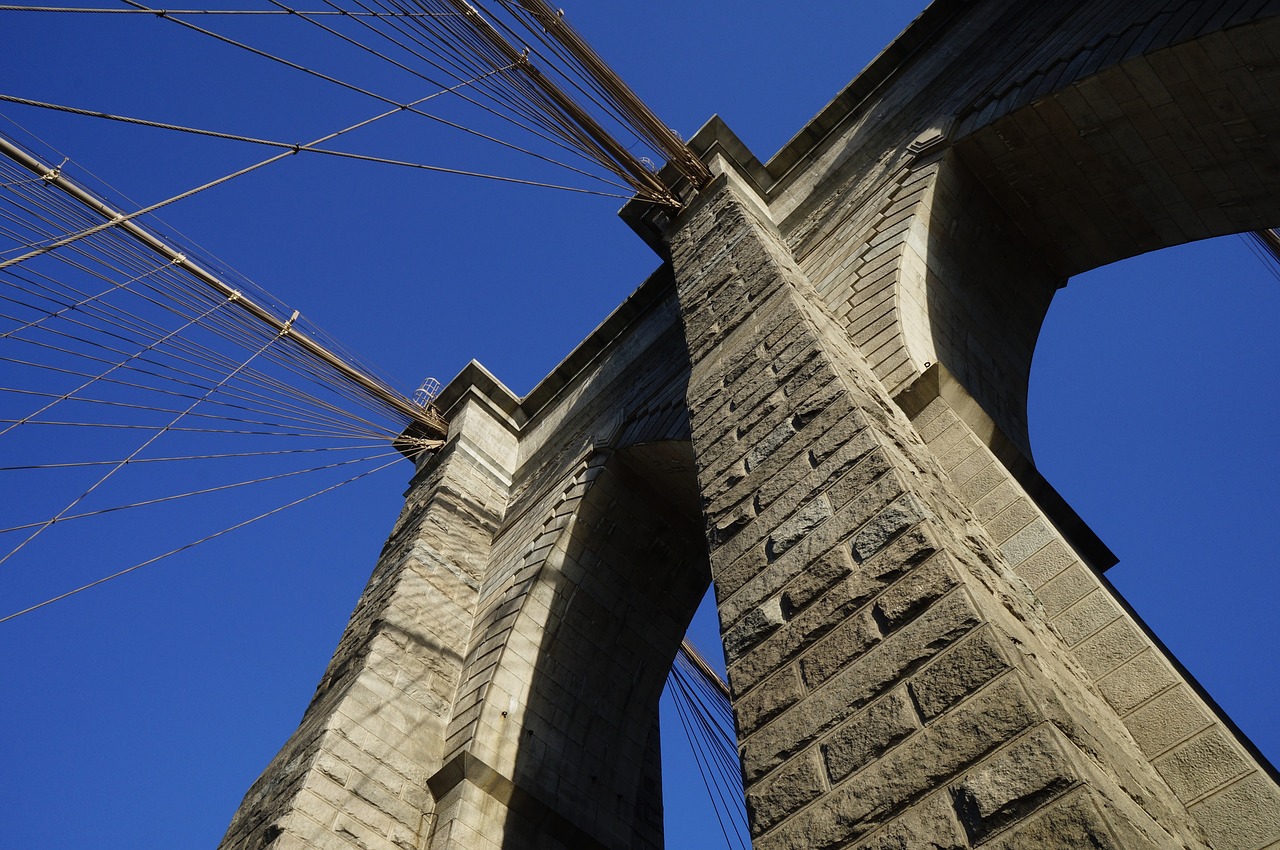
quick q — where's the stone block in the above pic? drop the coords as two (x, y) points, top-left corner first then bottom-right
(1014, 539), (1077, 590)
(908, 626), (1012, 721)
(781, 547), (853, 614)
(711, 499), (756, 545)
(716, 479), (927, 624)
(1051, 589), (1120, 647)
(985, 497), (1038, 544)
(872, 553), (961, 633)
(1036, 563), (1097, 618)
(953, 724), (1080, 840)
(1073, 617), (1147, 680)
(1187, 772), (1280, 850)
(820, 688), (919, 783)
(982, 786), (1160, 850)
(1095, 650), (1177, 715)
(797, 607), (881, 688)
(1154, 727), (1253, 803)
(767, 496), (833, 561)
(826, 448), (894, 511)
(754, 675), (1040, 850)
(736, 664), (804, 737)
(848, 792), (966, 850)
(728, 553), (895, 696)
(739, 591), (979, 781)
(998, 516), (1056, 568)
(1123, 685), (1211, 757)
(745, 750), (827, 834)
(849, 494), (928, 563)
(723, 596), (787, 658)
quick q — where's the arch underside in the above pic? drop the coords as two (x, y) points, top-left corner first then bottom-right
(786, 6), (1280, 460)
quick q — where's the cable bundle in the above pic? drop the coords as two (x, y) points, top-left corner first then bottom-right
(669, 640), (751, 849)
(0, 130), (432, 622)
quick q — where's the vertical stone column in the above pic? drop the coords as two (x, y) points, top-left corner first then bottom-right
(667, 170), (1212, 849)
(218, 394), (515, 850)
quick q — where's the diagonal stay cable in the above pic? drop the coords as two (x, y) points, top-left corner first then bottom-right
(0, 442), (393, 471)
(0, 82), (520, 272)
(0, 94), (634, 196)
(0, 454), (405, 625)
(271, 0), (619, 173)
(0, 292), (235, 439)
(117, 0), (637, 190)
(0, 307), (290, 568)
(0, 385), (397, 440)
(0, 255), (180, 339)
(0, 5), (459, 14)
(0, 449), (402, 535)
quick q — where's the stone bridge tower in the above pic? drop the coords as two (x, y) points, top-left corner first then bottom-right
(220, 2), (1280, 849)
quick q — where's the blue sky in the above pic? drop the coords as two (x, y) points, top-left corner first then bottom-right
(0, 3), (1276, 849)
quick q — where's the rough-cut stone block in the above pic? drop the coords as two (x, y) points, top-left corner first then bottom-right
(983, 786), (1160, 850)
(767, 496), (833, 561)
(740, 591), (980, 782)
(850, 494), (928, 563)
(804, 589), (980, 688)
(712, 500), (755, 545)
(723, 596), (787, 658)
(848, 792), (967, 850)
(872, 553), (961, 632)
(954, 724), (1080, 840)
(908, 626), (1012, 721)
(782, 548), (853, 614)
(746, 416), (798, 473)
(729, 544), (908, 696)
(797, 607), (880, 688)
(736, 664), (804, 737)
(826, 448), (893, 511)
(821, 688), (919, 783)
(746, 750), (827, 833)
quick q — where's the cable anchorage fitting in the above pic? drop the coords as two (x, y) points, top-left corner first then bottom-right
(278, 309), (300, 336)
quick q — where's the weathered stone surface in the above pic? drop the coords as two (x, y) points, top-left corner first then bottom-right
(1154, 727), (1253, 803)
(983, 787), (1162, 850)
(797, 606), (881, 688)
(781, 547), (852, 614)
(872, 553), (961, 632)
(1188, 772), (1280, 850)
(849, 793), (967, 850)
(756, 676), (1041, 850)
(821, 688), (918, 783)
(729, 572), (874, 696)
(767, 496), (833, 561)
(736, 664), (803, 736)
(908, 626), (1011, 721)
(1124, 685), (1211, 757)
(849, 494), (928, 563)
(953, 724), (1079, 840)
(745, 750), (826, 834)
(723, 596), (787, 658)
